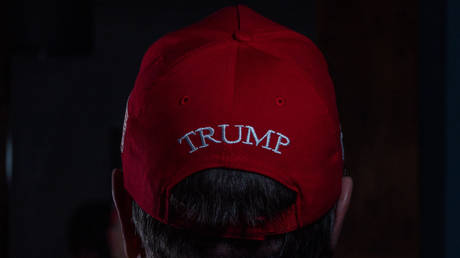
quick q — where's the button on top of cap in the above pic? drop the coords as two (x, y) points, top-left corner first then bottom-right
(233, 30), (252, 42)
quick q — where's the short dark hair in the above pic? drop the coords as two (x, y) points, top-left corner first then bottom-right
(132, 168), (334, 258)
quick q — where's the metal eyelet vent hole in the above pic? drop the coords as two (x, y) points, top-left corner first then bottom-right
(275, 97), (286, 107)
(179, 96), (190, 105)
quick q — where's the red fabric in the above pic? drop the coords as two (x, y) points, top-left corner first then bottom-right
(121, 5), (343, 240)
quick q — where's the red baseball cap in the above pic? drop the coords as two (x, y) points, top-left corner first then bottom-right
(121, 5), (343, 240)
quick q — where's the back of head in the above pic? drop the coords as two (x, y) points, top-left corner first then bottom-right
(132, 168), (334, 258)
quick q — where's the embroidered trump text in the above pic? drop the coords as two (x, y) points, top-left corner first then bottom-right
(178, 124), (290, 154)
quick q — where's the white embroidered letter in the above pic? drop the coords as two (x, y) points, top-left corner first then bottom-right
(273, 132), (290, 154)
(195, 127), (221, 148)
(242, 125), (274, 150)
(218, 124), (244, 144)
(178, 131), (198, 153)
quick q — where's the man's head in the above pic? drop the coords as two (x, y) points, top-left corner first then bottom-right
(113, 168), (352, 258)
(113, 5), (353, 258)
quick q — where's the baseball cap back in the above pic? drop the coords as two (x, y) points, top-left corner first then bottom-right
(121, 5), (343, 240)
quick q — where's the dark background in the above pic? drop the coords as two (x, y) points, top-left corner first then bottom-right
(1, 0), (459, 257)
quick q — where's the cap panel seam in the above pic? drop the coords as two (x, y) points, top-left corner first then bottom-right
(227, 43), (240, 167)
